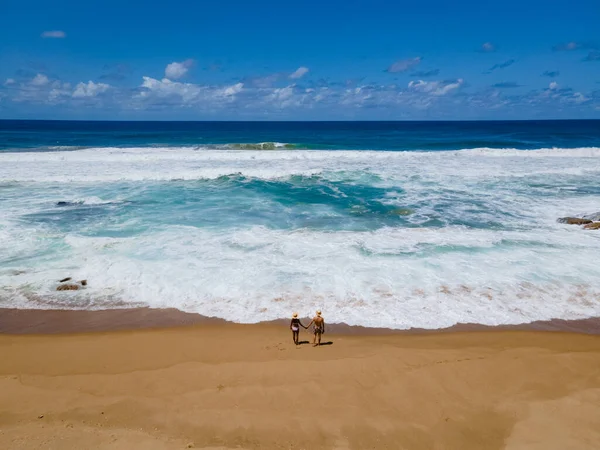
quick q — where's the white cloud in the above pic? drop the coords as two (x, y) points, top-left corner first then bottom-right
(436, 79), (463, 95)
(48, 83), (72, 102)
(72, 81), (110, 98)
(4, 78), (15, 86)
(289, 67), (309, 79)
(408, 79), (463, 96)
(572, 92), (588, 104)
(139, 77), (203, 103)
(481, 42), (495, 52)
(41, 30), (66, 38)
(386, 57), (422, 73)
(31, 74), (49, 86)
(165, 59), (194, 80)
(248, 85), (309, 110)
(269, 86), (294, 101)
(137, 77), (244, 106)
(340, 86), (376, 107)
(220, 83), (244, 96)
(553, 41), (587, 51)
(243, 73), (283, 88)
(408, 80), (429, 90)
(4, 68), (597, 118)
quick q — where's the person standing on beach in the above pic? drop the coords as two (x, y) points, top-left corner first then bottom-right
(306, 310), (325, 347)
(290, 313), (306, 345)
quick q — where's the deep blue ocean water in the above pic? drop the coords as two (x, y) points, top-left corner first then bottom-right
(2, 119), (600, 151)
(1, 120), (600, 329)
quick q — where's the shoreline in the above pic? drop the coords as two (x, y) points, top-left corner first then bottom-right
(1, 306), (599, 335)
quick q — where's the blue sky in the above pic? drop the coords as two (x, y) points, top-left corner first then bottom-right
(1, 0), (599, 120)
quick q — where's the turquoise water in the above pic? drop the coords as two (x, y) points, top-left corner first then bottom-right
(1, 120), (600, 328)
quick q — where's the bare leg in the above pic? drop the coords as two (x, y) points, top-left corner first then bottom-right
(293, 331), (299, 345)
(313, 332), (320, 346)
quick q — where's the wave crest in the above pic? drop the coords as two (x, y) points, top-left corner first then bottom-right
(1, 146), (600, 183)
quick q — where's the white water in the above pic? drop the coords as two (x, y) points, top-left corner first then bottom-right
(1, 147), (600, 329)
(2, 146), (600, 183)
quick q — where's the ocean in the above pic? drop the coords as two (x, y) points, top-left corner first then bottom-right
(1, 120), (600, 329)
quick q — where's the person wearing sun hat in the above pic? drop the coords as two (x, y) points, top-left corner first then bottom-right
(289, 312), (306, 345)
(306, 310), (325, 347)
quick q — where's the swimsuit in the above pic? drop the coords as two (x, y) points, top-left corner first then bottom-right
(291, 318), (300, 332)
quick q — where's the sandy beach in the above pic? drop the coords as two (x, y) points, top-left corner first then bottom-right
(1, 310), (600, 449)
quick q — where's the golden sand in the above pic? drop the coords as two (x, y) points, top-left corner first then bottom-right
(1, 319), (600, 449)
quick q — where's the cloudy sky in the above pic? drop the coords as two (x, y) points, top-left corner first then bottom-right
(1, 0), (599, 120)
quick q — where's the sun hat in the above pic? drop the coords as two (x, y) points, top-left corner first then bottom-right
(293, 312), (298, 318)
(316, 310), (321, 315)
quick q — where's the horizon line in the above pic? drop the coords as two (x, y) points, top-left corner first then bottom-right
(2, 118), (600, 123)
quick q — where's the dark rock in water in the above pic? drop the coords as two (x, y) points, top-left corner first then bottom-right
(56, 279), (87, 290)
(557, 217), (593, 225)
(583, 212), (600, 222)
(57, 284), (80, 291)
(583, 222), (600, 230)
(56, 201), (85, 207)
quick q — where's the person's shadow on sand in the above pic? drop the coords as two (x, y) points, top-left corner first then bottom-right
(298, 340), (333, 346)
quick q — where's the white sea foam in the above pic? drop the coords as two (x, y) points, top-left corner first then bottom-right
(1, 146), (600, 328)
(1, 146), (599, 183)
(1, 225), (599, 328)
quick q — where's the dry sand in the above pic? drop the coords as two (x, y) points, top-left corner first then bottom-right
(1, 311), (600, 449)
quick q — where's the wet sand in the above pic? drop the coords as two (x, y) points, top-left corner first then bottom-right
(1, 309), (600, 449)
(2, 307), (600, 335)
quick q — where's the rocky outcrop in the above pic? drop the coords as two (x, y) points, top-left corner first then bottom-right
(557, 213), (600, 230)
(557, 217), (593, 225)
(57, 284), (81, 291)
(583, 222), (600, 230)
(56, 278), (87, 291)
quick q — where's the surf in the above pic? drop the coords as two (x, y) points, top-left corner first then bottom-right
(1, 144), (600, 328)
